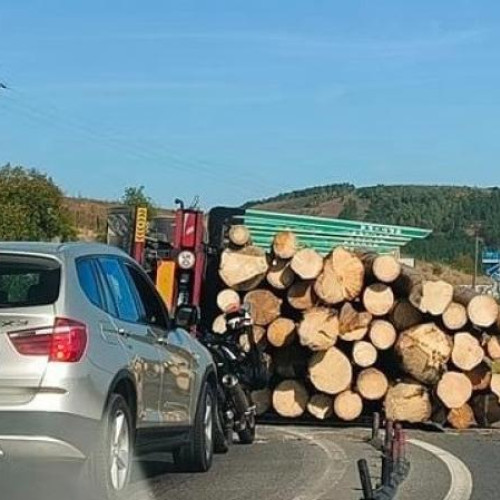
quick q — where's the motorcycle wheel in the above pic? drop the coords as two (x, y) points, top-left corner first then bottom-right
(238, 392), (256, 445)
(214, 386), (230, 454)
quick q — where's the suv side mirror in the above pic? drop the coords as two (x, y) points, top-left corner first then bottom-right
(175, 305), (200, 330)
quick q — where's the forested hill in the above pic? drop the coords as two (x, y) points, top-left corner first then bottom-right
(245, 184), (500, 270)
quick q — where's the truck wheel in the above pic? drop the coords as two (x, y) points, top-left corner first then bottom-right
(82, 393), (134, 500)
(174, 382), (215, 472)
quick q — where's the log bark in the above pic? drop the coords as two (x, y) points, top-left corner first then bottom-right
(392, 264), (422, 297)
(471, 393), (500, 427)
(267, 317), (296, 348)
(442, 302), (468, 331)
(272, 380), (309, 418)
(219, 246), (268, 291)
(244, 289), (282, 326)
(307, 394), (334, 420)
(352, 341), (378, 368)
(308, 347), (352, 395)
(333, 390), (363, 421)
(363, 253), (401, 284)
(369, 320), (397, 350)
(362, 283), (395, 317)
(396, 323), (452, 384)
(338, 303), (372, 341)
(216, 289), (241, 313)
(287, 280), (316, 310)
(384, 382), (432, 423)
(212, 314), (227, 334)
(228, 225), (251, 246)
(389, 300), (423, 332)
(251, 388), (272, 416)
(451, 332), (484, 371)
(487, 335), (500, 360)
(464, 363), (492, 392)
(298, 307), (339, 351)
(447, 404), (476, 430)
(314, 248), (364, 304)
(290, 248), (324, 280)
(273, 231), (298, 259)
(454, 288), (499, 328)
(267, 258), (295, 290)
(411, 280), (454, 316)
(437, 372), (473, 409)
(356, 368), (389, 401)
(273, 344), (308, 379)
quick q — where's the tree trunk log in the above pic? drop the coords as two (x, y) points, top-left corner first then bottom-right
(451, 332), (484, 371)
(464, 363), (492, 392)
(267, 317), (296, 348)
(216, 289), (241, 313)
(471, 393), (500, 427)
(212, 314), (227, 334)
(338, 303), (372, 341)
(267, 258), (295, 290)
(447, 404), (476, 430)
(356, 368), (389, 401)
(244, 289), (282, 326)
(308, 347), (352, 395)
(437, 372), (473, 409)
(389, 300), (423, 331)
(298, 307), (339, 351)
(228, 225), (251, 246)
(454, 288), (499, 328)
(384, 382), (432, 423)
(307, 394), (334, 420)
(251, 388), (272, 416)
(314, 248), (364, 304)
(411, 280), (454, 316)
(369, 320), (397, 350)
(352, 341), (378, 368)
(273, 231), (298, 259)
(486, 335), (500, 360)
(442, 302), (468, 331)
(291, 248), (324, 280)
(287, 280), (316, 310)
(219, 246), (268, 291)
(363, 253), (401, 284)
(363, 283), (395, 317)
(333, 390), (363, 421)
(396, 323), (452, 384)
(392, 264), (422, 297)
(272, 380), (309, 418)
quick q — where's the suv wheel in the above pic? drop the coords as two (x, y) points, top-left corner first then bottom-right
(174, 382), (215, 472)
(83, 394), (134, 500)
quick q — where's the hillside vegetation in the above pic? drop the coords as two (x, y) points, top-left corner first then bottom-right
(246, 184), (500, 272)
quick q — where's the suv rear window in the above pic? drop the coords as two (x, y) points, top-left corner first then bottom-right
(0, 254), (61, 308)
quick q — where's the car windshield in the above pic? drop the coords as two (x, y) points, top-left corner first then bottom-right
(0, 254), (61, 308)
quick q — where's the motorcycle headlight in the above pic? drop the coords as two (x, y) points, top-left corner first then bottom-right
(177, 250), (196, 270)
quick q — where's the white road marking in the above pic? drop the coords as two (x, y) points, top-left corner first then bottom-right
(269, 426), (349, 500)
(409, 439), (473, 500)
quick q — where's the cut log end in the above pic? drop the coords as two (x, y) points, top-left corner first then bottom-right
(216, 289), (241, 313)
(447, 404), (476, 430)
(307, 394), (334, 420)
(267, 317), (296, 348)
(468, 295), (499, 328)
(356, 368), (388, 401)
(464, 364), (492, 392)
(369, 320), (397, 350)
(212, 314), (227, 334)
(287, 281), (316, 310)
(339, 303), (372, 341)
(487, 336), (500, 360)
(363, 283), (395, 317)
(267, 258), (295, 290)
(273, 231), (298, 259)
(442, 302), (468, 331)
(451, 332), (484, 371)
(334, 390), (363, 421)
(412, 280), (454, 316)
(309, 347), (352, 395)
(291, 248), (324, 280)
(228, 225), (251, 246)
(437, 372), (473, 409)
(298, 307), (339, 351)
(352, 341), (378, 368)
(372, 254), (402, 283)
(272, 380), (309, 418)
(219, 246), (268, 291)
(384, 382), (432, 423)
(244, 289), (282, 326)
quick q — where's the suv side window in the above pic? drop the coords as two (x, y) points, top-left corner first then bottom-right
(98, 256), (141, 323)
(76, 258), (103, 309)
(125, 263), (169, 330)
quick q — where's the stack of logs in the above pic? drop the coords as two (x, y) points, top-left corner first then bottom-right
(215, 225), (500, 430)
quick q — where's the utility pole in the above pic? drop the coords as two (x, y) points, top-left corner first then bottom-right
(473, 226), (481, 289)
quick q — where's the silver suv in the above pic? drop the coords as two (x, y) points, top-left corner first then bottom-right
(0, 242), (218, 499)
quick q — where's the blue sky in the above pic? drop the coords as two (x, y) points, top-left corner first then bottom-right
(1, 1), (499, 208)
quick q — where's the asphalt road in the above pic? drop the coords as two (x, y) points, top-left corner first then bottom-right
(2, 426), (500, 500)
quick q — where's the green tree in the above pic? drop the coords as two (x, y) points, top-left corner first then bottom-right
(121, 185), (156, 218)
(0, 164), (75, 241)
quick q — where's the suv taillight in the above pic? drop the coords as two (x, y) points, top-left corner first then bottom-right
(8, 317), (88, 362)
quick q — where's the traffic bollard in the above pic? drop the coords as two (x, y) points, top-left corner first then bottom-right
(372, 412), (381, 441)
(384, 419), (394, 454)
(357, 459), (374, 500)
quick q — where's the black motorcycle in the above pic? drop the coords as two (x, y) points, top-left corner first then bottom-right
(203, 305), (269, 450)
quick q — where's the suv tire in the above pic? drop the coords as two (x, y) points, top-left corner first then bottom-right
(83, 393), (134, 500)
(174, 382), (215, 472)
